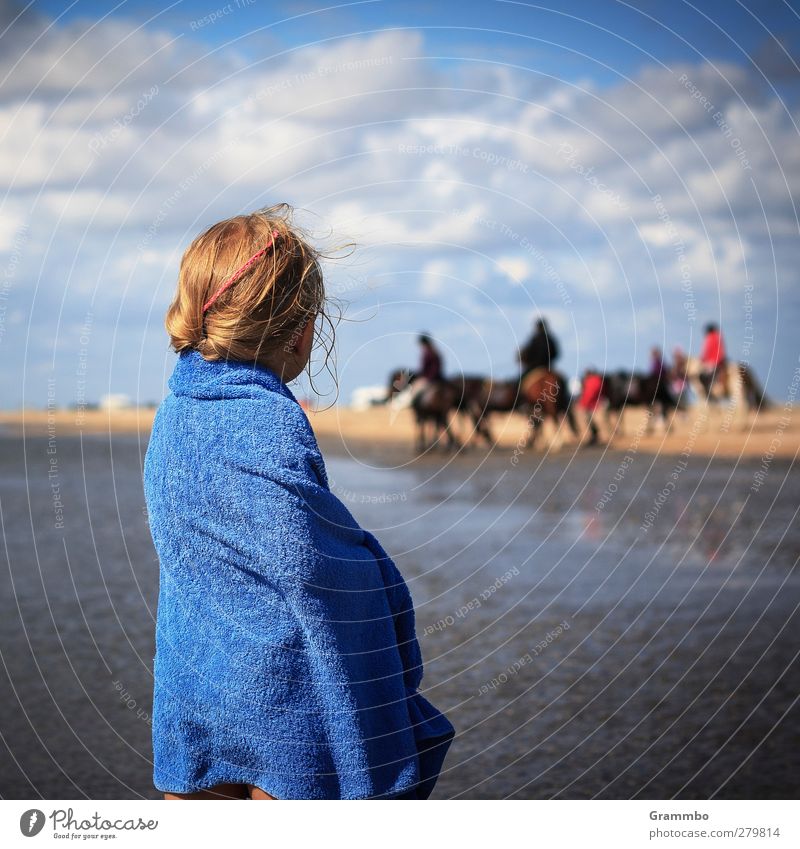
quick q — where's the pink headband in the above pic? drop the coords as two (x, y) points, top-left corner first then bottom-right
(202, 229), (280, 313)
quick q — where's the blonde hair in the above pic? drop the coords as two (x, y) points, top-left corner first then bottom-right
(166, 203), (334, 374)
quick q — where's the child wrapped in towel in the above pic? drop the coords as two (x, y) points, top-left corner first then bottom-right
(144, 205), (454, 800)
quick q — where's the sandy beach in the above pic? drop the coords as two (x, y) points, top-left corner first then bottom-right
(2, 401), (798, 464)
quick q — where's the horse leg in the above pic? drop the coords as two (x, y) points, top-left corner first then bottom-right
(613, 407), (625, 439)
(462, 406), (481, 447)
(550, 413), (565, 451)
(416, 415), (427, 453)
(730, 368), (748, 431)
(446, 415), (461, 451)
(435, 419), (445, 450)
(524, 415), (540, 449)
(432, 417), (445, 450)
(586, 412), (599, 446)
(744, 367), (768, 410)
(604, 405), (616, 441)
(476, 411), (494, 445)
(435, 413), (451, 451)
(565, 404), (580, 439)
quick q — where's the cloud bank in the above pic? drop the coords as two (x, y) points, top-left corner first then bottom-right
(0, 6), (798, 405)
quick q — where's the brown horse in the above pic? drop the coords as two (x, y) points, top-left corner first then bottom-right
(454, 369), (578, 449)
(386, 369), (460, 452)
(517, 368), (572, 449)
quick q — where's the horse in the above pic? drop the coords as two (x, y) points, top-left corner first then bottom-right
(454, 369), (578, 450)
(386, 369), (460, 452)
(517, 368), (574, 450)
(601, 370), (678, 436)
(450, 375), (517, 445)
(680, 357), (768, 428)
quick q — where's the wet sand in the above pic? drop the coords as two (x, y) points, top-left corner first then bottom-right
(0, 404), (798, 798)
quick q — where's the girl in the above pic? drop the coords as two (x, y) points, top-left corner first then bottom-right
(144, 205), (454, 800)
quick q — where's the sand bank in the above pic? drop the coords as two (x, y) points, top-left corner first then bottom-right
(1, 403), (797, 464)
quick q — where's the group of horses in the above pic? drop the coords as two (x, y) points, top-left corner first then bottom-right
(387, 357), (768, 453)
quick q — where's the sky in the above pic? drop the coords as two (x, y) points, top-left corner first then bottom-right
(1, 0), (799, 408)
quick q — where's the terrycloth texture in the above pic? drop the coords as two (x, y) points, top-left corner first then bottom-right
(143, 351), (454, 799)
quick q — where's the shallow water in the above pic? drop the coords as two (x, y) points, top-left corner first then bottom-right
(1, 434), (798, 798)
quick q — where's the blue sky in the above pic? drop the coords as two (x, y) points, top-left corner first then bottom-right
(27, 0), (800, 85)
(2, 0), (799, 407)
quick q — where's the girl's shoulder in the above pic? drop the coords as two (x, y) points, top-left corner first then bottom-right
(148, 352), (328, 486)
(245, 391), (326, 481)
(182, 388), (326, 486)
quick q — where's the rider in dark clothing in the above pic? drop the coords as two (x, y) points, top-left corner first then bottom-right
(518, 318), (559, 376)
(419, 334), (443, 382)
(407, 334), (444, 406)
(516, 317), (578, 436)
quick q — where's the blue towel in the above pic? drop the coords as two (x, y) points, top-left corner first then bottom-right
(143, 350), (454, 799)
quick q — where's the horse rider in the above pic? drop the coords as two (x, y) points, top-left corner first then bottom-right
(578, 367), (604, 446)
(518, 317), (559, 381)
(650, 346), (665, 379)
(699, 322), (728, 397)
(412, 332), (443, 397)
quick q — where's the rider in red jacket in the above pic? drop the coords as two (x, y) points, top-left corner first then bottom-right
(701, 324), (726, 368)
(699, 323), (727, 396)
(578, 368), (604, 446)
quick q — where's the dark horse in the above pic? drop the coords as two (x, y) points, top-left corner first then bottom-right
(387, 369), (460, 452)
(454, 368), (579, 449)
(602, 371), (677, 435)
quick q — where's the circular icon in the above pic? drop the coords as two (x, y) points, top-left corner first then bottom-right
(19, 809), (45, 837)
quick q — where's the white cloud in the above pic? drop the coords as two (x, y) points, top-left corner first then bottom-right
(496, 255), (529, 285)
(420, 258), (456, 297)
(41, 189), (134, 225)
